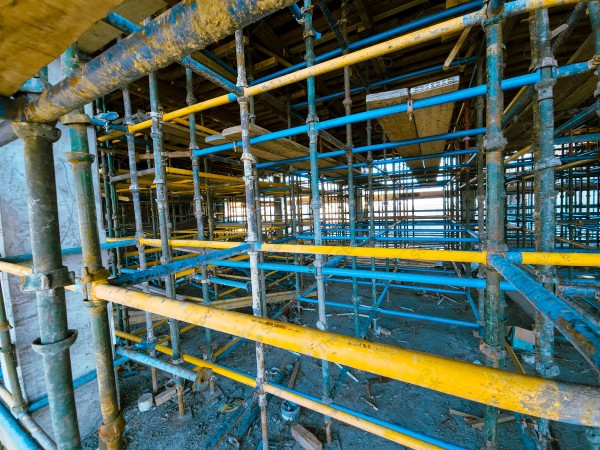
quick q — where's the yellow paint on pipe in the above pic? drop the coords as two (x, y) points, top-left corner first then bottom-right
(245, 17), (467, 96)
(133, 319), (168, 337)
(92, 0), (582, 144)
(115, 329), (254, 386)
(129, 94), (233, 134)
(171, 118), (219, 135)
(519, 251), (600, 267)
(106, 236), (136, 242)
(505, 145), (531, 163)
(165, 167), (242, 183)
(95, 284), (600, 426)
(97, 130), (125, 143)
(213, 337), (242, 358)
(113, 329), (441, 449)
(0, 261), (31, 277)
(140, 238), (239, 249)
(124, 247), (162, 258)
(157, 323), (195, 345)
(262, 243), (487, 264)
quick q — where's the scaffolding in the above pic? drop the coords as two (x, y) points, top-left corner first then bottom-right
(0, 0), (599, 449)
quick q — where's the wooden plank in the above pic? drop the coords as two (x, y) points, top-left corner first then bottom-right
(367, 78), (459, 183)
(443, 28), (471, 70)
(253, 56), (278, 73)
(366, 88), (421, 166)
(212, 36), (247, 58)
(0, 0), (126, 95)
(291, 424), (323, 450)
(288, 362), (301, 389)
(78, 0), (166, 53)
(154, 386), (177, 407)
(411, 76), (460, 177)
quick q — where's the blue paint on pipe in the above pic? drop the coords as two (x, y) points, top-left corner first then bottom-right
(28, 356), (129, 413)
(196, 70), (543, 157)
(489, 255), (600, 370)
(1, 239), (136, 263)
(207, 276), (250, 291)
(0, 400), (39, 449)
(111, 243), (250, 286)
(268, 382), (466, 450)
(288, 3), (321, 39)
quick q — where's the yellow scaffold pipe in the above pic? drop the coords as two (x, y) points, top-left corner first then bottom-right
(261, 243), (600, 267)
(114, 329), (439, 449)
(94, 283), (600, 426)
(139, 238), (239, 250)
(0, 261), (32, 277)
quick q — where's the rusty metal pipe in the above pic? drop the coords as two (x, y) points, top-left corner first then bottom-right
(24, 0), (297, 124)
(13, 122), (81, 450)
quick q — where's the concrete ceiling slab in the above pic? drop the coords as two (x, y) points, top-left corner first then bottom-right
(0, 0), (126, 96)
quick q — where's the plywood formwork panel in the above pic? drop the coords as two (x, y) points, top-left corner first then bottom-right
(411, 76), (460, 182)
(77, 0), (167, 53)
(366, 88), (420, 167)
(367, 78), (459, 183)
(0, 0), (126, 96)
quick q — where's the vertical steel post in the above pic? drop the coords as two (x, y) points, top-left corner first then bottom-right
(62, 44), (124, 450)
(13, 122), (81, 450)
(303, 0), (331, 439)
(67, 152), (125, 450)
(341, 0), (360, 339)
(122, 83), (158, 394)
(365, 69), (377, 333)
(580, 3), (600, 446)
(204, 159), (216, 241)
(186, 68), (213, 362)
(475, 55), (486, 328)
(531, 8), (560, 389)
(0, 279), (55, 450)
(482, 1), (507, 447)
(235, 29), (269, 450)
(148, 72), (185, 416)
(290, 169), (302, 305)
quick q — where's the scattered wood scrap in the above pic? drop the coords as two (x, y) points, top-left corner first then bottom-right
(291, 424), (323, 450)
(449, 409), (515, 428)
(288, 361), (300, 389)
(154, 386), (177, 407)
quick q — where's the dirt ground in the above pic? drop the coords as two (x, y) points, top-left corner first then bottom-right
(82, 277), (597, 450)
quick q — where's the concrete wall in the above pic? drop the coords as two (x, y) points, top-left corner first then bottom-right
(0, 58), (108, 441)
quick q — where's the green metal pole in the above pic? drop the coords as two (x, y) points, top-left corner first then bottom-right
(186, 68), (213, 363)
(13, 122), (81, 450)
(305, 0), (332, 420)
(122, 83), (158, 394)
(304, 0), (332, 440)
(530, 9), (560, 447)
(235, 28), (269, 450)
(341, 1), (360, 339)
(475, 55), (486, 329)
(148, 71), (185, 417)
(62, 44), (124, 450)
(483, 1), (507, 447)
